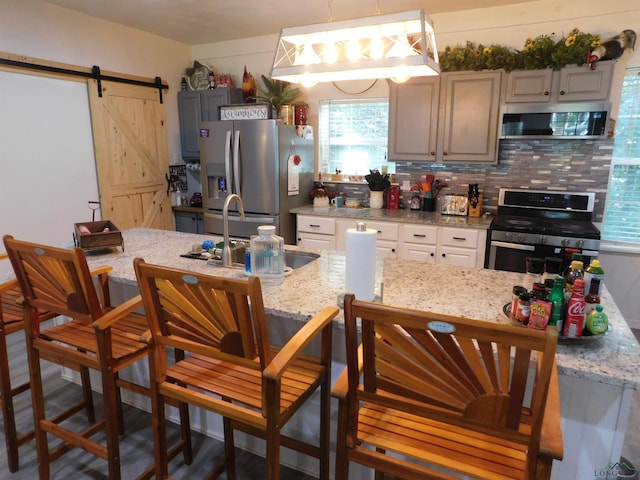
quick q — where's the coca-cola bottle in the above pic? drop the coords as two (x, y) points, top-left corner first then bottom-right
(563, 278), (586, 338)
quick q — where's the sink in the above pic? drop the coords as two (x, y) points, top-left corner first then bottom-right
(207, 246), (320, 270)
(284, 250), (320, 269)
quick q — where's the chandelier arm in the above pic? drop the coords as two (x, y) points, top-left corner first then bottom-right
(331, 79), (378, 95)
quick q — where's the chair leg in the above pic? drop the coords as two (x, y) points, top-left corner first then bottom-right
(265, 421), (281, 480)
(334, 398), (350, 480)
(102, 371), (121, 480)
(0, 327), (19, 472)
(29, 345), (51, 480)
(223, 416), (237, 480)
(318, 378), (331, 480)
(178, 400), (192, 464)
(152, 391), (170, 479)
(79, 363), (95, 423)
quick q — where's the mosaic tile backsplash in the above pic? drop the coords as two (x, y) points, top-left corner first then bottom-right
(321, 139), (612, 222)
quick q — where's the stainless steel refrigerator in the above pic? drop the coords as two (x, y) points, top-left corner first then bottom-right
(200, 119), (314, 244)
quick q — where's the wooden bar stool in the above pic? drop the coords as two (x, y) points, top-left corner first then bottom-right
(134, 258), (339, 480)
(3, 236), (191, 480)
(333, 293), (564, 480)
(0, 253), (58, 472)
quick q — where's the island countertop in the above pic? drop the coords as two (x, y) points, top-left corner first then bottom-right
(290, 205), (494, 229)
(82, 228), (640, 392)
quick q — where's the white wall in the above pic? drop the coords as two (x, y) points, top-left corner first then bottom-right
(0, 0), (191, 176)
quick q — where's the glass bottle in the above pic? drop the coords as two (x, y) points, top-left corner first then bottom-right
(515, 292), (531, 324)
(250, 225), (284, 286)
(584, 278), (601, 317)
(523, 257), (544, 291)
(547, 275), (565, 331)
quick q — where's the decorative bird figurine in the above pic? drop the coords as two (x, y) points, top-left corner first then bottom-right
(242, 65), (256, 103)
(587, 29), (636, 69)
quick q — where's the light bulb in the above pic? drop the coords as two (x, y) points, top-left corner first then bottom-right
(347, 38), (361, 62)
(294, 42), (321, 66)
(370, 34), (384, 60)
(300, 74), (318, 88)
(390, 68), (411, 83)
(324, 38), (338, 64)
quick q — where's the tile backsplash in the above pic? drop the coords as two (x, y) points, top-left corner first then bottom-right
(322, 139), (613, 221)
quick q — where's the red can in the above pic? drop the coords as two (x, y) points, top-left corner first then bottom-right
(294, 104), (308, 125)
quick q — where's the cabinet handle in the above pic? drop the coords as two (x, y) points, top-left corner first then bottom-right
(544, 91), (549, 96)
(391, 248), (396, 253)
(560, 90), (566, 96)
(430, 151), (435, 156)
(443, 151), (448, 156)
(413, 234), (426, 238)
(442, 253), (446, 258)
(430, 252), (435, 257)
(309, 224), (320, 228)
(452, 236), (466, 241)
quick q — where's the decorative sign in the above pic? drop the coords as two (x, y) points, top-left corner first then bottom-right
(220, 104), (272, 121)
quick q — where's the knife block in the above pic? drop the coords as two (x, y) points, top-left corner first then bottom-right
(468, 194), (483, 217)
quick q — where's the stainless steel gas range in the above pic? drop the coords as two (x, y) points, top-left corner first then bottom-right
(486, 188), (601, 273)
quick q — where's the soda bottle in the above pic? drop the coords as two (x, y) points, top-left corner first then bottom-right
(563, 260), (584, 303)
(584, 259), (604, 297)
(548, 275), (565, 331)
(564, 278), (586, 338)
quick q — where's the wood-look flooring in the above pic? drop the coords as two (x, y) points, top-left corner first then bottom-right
(0, 362), (314, 480)
(1, 330), (639, 478)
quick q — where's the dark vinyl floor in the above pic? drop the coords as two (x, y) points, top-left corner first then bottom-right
(0, 371), (318, 479)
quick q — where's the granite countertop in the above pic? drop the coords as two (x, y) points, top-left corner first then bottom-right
(290, 205), (493, 229)
(83, 228), (639, 390)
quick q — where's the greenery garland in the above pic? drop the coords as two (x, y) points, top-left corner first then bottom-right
(438, 28), (602, 72)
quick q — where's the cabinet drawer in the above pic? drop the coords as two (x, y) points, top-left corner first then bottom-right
(297, 215), (335, 235)
(399, 224), (438, 245)
(367, 221), (398, 241)
(439, 227), (479, 248)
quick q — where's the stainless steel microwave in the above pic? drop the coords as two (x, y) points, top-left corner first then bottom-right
(500, 102), (610, 139)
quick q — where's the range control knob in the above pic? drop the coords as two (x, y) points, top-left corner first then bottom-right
(538, 235), (547, 244)
(561, 238), (570, 247)
(517, 233), (526, 242)
(505, 232), (513, 241)
(576, 239), (585, 248)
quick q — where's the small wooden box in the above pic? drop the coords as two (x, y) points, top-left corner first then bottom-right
(73, 220), (124, 251)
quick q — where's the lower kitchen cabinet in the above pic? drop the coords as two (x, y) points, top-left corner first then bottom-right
(175, 211), (204, 234)
(297, 214), (487, 267)
(296, 214), (336, 250)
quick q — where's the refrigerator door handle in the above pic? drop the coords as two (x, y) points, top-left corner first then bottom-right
(224, 130), (232, 194)
(233, 129), (241, 196)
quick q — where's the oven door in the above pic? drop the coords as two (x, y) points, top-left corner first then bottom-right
(487, 240), (598, 273)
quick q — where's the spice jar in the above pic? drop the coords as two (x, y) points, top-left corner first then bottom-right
(515, 292), (532, 324)
(511, 286), (527, 317)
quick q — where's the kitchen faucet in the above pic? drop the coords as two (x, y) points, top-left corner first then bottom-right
(222, 193), (245, 267)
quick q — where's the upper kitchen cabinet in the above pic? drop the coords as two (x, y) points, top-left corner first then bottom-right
(388, 70), (502, 164)
(388, 77), (439, 162)
(178, 88), (242, 160)
(504, 61), (613, 103)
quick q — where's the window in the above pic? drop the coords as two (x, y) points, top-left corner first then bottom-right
(602, 70), (640, 248)
(319, 99), (391, 175)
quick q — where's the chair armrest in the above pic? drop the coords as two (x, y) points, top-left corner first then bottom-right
(331, 344), (363, 401)
(89, 265), (113, 277)
(0, 277), (18, 295)
(92, 294), (143, 330)
(539, 359), (564, 461)
(263, 306), (339, 381)
(0, 253), (8, 261)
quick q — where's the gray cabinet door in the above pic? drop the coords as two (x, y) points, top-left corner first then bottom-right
(175, 211), (200, 233)
(177, 89), (242, 160)
(557, 62), (613, 102)
(437, 71), (502, 163)
(504, 69), (553, 103)
(388, 77), (439, 161)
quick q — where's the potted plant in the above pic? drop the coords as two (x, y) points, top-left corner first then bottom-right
(310, 181), (330, 207)
(258, 75), (302, 119)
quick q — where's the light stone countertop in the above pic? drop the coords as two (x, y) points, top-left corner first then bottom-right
(290, 205), (494, 229)
(81, 228), (639, 391)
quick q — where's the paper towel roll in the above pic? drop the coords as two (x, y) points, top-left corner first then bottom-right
(345, 223), (377, 301)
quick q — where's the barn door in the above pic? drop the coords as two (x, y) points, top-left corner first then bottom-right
(88, 79), (173, 230)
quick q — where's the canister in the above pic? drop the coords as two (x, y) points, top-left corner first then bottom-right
(294, 104), (308, 125)
(280, 104), (294, 125)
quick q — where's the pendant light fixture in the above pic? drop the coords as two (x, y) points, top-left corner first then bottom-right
(270, 6), (440, 86)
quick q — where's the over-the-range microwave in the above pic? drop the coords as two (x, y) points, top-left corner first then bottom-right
(500, 102), (610, 139)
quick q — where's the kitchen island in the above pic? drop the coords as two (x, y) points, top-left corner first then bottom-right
(80, 228), (639, 480)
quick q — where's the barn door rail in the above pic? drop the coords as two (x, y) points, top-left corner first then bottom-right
(0, 52), (168, 103)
